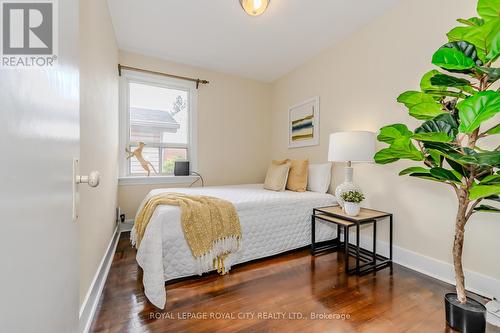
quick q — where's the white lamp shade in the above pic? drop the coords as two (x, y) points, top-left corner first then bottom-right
(328, 131), (375, 163)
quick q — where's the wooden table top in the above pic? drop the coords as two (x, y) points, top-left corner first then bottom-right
(314, 205), (391, 223)
(314, 213), (355, 226)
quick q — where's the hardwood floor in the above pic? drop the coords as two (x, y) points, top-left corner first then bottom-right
(90, 232), (499, 333)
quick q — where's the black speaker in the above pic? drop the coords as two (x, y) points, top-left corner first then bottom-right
(174, 161), (190, 176)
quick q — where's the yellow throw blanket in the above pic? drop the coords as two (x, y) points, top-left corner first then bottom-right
(133, 193), (241, 275)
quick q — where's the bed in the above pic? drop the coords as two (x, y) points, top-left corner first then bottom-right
(133, 184), (338, 308)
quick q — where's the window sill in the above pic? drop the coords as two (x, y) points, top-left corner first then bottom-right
(118, 175), (200, 186)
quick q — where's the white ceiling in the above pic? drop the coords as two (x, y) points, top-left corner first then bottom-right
(107, 0), (399, 82)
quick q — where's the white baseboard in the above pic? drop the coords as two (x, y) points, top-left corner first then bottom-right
(120, 219), (134, 233)
(79, 225), (120, 333)
(351, 231), (500, 300)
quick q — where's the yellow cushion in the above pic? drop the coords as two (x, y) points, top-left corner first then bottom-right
(286, 160), (309, 192)
(272, 159), (290, 165)
(264, 161), (291, 191)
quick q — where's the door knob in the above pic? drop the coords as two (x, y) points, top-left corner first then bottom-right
(76, 171), (100, 187)
(73, 159), (101, 221)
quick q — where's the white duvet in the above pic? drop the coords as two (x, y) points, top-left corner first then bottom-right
(133, 184), (337, 309)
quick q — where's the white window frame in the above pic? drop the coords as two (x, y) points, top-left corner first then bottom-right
(118, 69), (198, 185)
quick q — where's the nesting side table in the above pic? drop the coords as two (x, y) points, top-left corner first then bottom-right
(311, 205), (393, 275)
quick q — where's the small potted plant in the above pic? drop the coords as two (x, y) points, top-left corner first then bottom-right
(340, 190), (365, 216)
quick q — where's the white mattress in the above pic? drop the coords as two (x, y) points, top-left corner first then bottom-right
(134, 184), (338, 309)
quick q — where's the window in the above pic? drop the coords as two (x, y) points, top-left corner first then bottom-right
(119, 70), (197, 181)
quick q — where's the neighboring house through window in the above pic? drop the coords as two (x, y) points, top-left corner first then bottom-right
(119, 70), (197, 179)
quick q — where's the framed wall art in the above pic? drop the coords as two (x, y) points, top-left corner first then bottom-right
(288, 96), (320, 148)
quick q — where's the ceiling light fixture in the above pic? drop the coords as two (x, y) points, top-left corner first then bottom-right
(240, 0), (270, 16)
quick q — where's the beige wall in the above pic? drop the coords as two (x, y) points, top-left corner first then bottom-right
(79, 0), (119, 306)
(270, 0), (500, 280)
(118, 183), (188, 218)
(118, 51), (272, 218)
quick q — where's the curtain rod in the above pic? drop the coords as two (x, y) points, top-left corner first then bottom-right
(118, 64), (209, 89)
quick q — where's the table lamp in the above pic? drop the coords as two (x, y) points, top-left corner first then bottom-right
(328, 131), (375, 208)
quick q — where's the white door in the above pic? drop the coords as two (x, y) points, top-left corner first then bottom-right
(0, 0), (80, 332)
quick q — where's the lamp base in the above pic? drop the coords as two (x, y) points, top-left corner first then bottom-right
(335, 165), (362, 209)
(335, 181), (362, 209)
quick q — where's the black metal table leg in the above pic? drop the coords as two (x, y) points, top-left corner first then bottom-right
(311, 214), (316, 254)
(373, 220), (377, 268)
(389, 214), (393, 271)
(336, 224), (340, 247)
(356, 223), (360, 274)
(344, 225), (349, 273)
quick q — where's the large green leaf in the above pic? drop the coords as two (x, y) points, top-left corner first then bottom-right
(375, 125), (424, 165)
(447, 19), (500, 62)
(430, 167), (463, 182)
(452, 151), (500, 166)
(415, 113), (459, 138)
(457, 91), (500, 133)
(409, 173), (445, 183)
(399, 167), (431, 176)
(412, 132), (453, 142)
(420, 70), (459, 101)
(409, 103), (446, 120)
(387, 137), (424, 159)
(420, 70), (446, 93)
(424, 90), (468, 99)
(377, 124), (413, 144)
(429, 147), (500, 167)
(446, 158), (469, 178)
(444, 41), (483, 66)
(425, 143), (456, 156)
(428, 149), (443, 166)
(481, 174), (500, 184)
(475, 168), (495, 181)
(477, 0), (500, 21)
(485, 124), (500, 135)
(476, 66), (500, 83)
(374, 141), (424, 164)
(397, 91), (436, 108)
(473, 204), (500, 213)
(374, 149), (400, 164)
(466, 151), (500, 166)
(457, 17), (485, 26)
(428, 149), (464, 166)
(396, 91), (445, 120)
(430, 74), (472, 88)
(469, 184), (500, 200)
(487, 27), (500, 61)
(486, 194), (500, 202)
(428, 72), (477, 96)
(432, 47), (476, 71)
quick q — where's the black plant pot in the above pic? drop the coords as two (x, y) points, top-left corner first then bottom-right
(445, 293), (486, 333)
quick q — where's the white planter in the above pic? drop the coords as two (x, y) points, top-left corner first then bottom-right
(344, 202), (360, 217)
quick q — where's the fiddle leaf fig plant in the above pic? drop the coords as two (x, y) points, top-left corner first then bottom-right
(374, 0), (500, 305)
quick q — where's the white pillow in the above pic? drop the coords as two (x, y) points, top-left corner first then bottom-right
(307, 163), (332, 193)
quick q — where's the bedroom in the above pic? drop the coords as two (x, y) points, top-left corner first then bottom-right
(0, 0), (499, 332)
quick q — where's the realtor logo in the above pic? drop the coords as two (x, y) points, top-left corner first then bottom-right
(1, 0), (58, 67)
